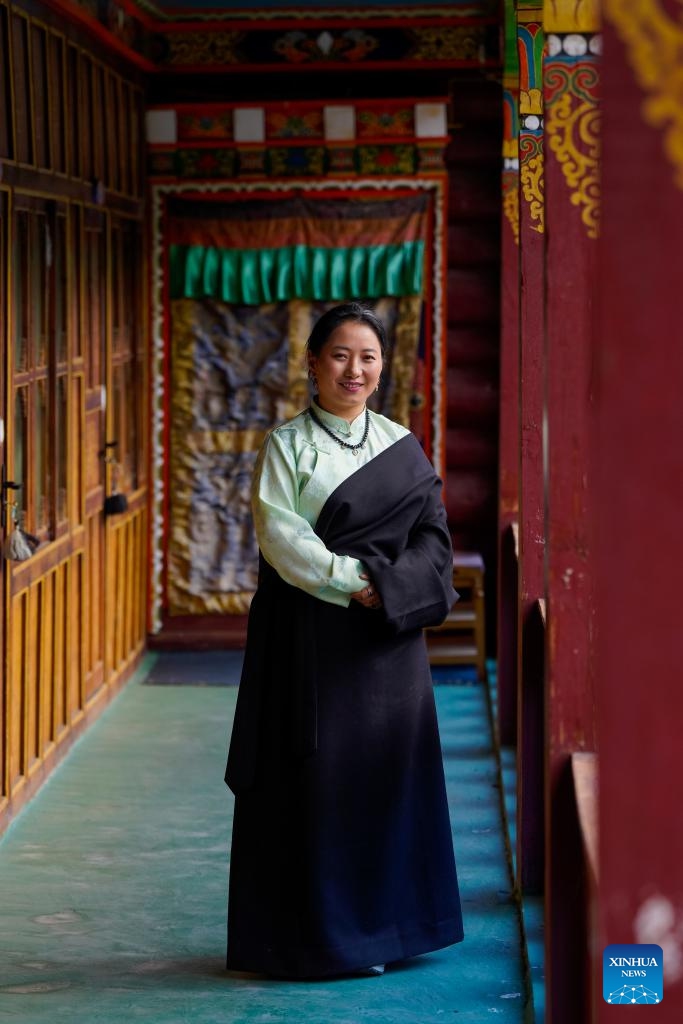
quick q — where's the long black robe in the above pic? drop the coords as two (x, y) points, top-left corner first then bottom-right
(225, 433), (464, 978)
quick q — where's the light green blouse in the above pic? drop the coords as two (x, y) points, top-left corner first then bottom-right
(252, 398), (410, 608)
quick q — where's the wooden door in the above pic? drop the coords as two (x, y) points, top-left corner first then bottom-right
(82, 207), (107, 700)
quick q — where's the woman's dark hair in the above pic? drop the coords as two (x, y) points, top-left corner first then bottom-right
(306, 302), (387, 357)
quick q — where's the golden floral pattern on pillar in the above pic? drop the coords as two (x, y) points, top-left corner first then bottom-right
(604, 0), (683, 189)
(520, 135), (545, 232)
(545, 62), (600, 239)
(503, 170), (520, 244)
(503, 83), (520, 245)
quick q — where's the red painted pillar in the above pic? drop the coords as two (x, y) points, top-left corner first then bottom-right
(596, 7), (683, 1021)
(516, 4), (545, 668)
(514, 5), (545, 902)
(543, 8), (600, 1021)
(497, 46), (520, 746)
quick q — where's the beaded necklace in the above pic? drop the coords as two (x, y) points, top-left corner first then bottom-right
(308, 405), (370, 456)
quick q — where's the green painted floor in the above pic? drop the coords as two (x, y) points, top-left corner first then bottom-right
(0, 656), (528, 1023)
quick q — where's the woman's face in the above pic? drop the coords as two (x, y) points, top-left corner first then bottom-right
(309, 320), (383, 421)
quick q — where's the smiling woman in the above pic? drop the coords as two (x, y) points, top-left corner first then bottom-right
(307, 315), (383, 423)
(224, 302), (464, 980)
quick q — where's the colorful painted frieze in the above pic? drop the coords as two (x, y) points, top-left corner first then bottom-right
(147, 101), (448, 181)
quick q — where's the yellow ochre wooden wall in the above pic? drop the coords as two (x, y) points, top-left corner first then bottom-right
(0, 0), (148, 832)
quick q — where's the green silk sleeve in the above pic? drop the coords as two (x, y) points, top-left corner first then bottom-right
(252, 430), (367, 608)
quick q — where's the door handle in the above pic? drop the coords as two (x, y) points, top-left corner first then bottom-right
(99, 440), (119, 460)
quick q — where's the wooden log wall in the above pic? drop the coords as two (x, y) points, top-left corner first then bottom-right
(445, 78), (501, 647)
(0, 0), (147, 833)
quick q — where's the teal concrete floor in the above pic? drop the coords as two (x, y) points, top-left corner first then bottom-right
(0, 656), (527, 1023)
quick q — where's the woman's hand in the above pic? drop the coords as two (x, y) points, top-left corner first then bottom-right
(350, 573), (383, 610)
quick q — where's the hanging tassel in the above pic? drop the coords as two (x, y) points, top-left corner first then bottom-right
(4, 525), (34, 561)
(3, 506), (40, 562)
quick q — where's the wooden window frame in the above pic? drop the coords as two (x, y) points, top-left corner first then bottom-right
(81, 52), (93, 182)
(66, 43), (81, 181)
(11, 195), (70, 542)
(11, 10), (34, 167)
(47, 32), (67, 177)
(91, 61), (104, 185)
(29, 21), (50, 171)
(0, 2), (14, 161)
(109, 215), (142, 495)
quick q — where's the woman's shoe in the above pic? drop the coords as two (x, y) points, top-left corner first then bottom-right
(358, 964), (385, 976)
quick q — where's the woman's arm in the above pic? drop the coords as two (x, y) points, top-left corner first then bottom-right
(362, 479), (458, 632)
(253, 430), (367, 607)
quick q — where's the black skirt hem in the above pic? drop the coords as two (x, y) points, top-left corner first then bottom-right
(225, 915), (464, 980)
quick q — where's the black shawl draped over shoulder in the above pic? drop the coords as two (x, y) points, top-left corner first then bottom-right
(225, 432), (464, 979)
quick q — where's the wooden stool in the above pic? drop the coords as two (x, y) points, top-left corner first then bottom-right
(426, 551), (486, 679)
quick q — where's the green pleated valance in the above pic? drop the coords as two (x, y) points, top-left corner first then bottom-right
(169, 241), (425, 305)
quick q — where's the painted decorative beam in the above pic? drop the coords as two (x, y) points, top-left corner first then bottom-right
(146, 98), (450, 179)
(34, 0), (502, 72)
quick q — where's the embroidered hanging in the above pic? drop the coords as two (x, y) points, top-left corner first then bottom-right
(165, 192), (429, 617)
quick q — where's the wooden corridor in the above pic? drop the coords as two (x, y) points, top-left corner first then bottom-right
(0, 656), (530, 1023)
